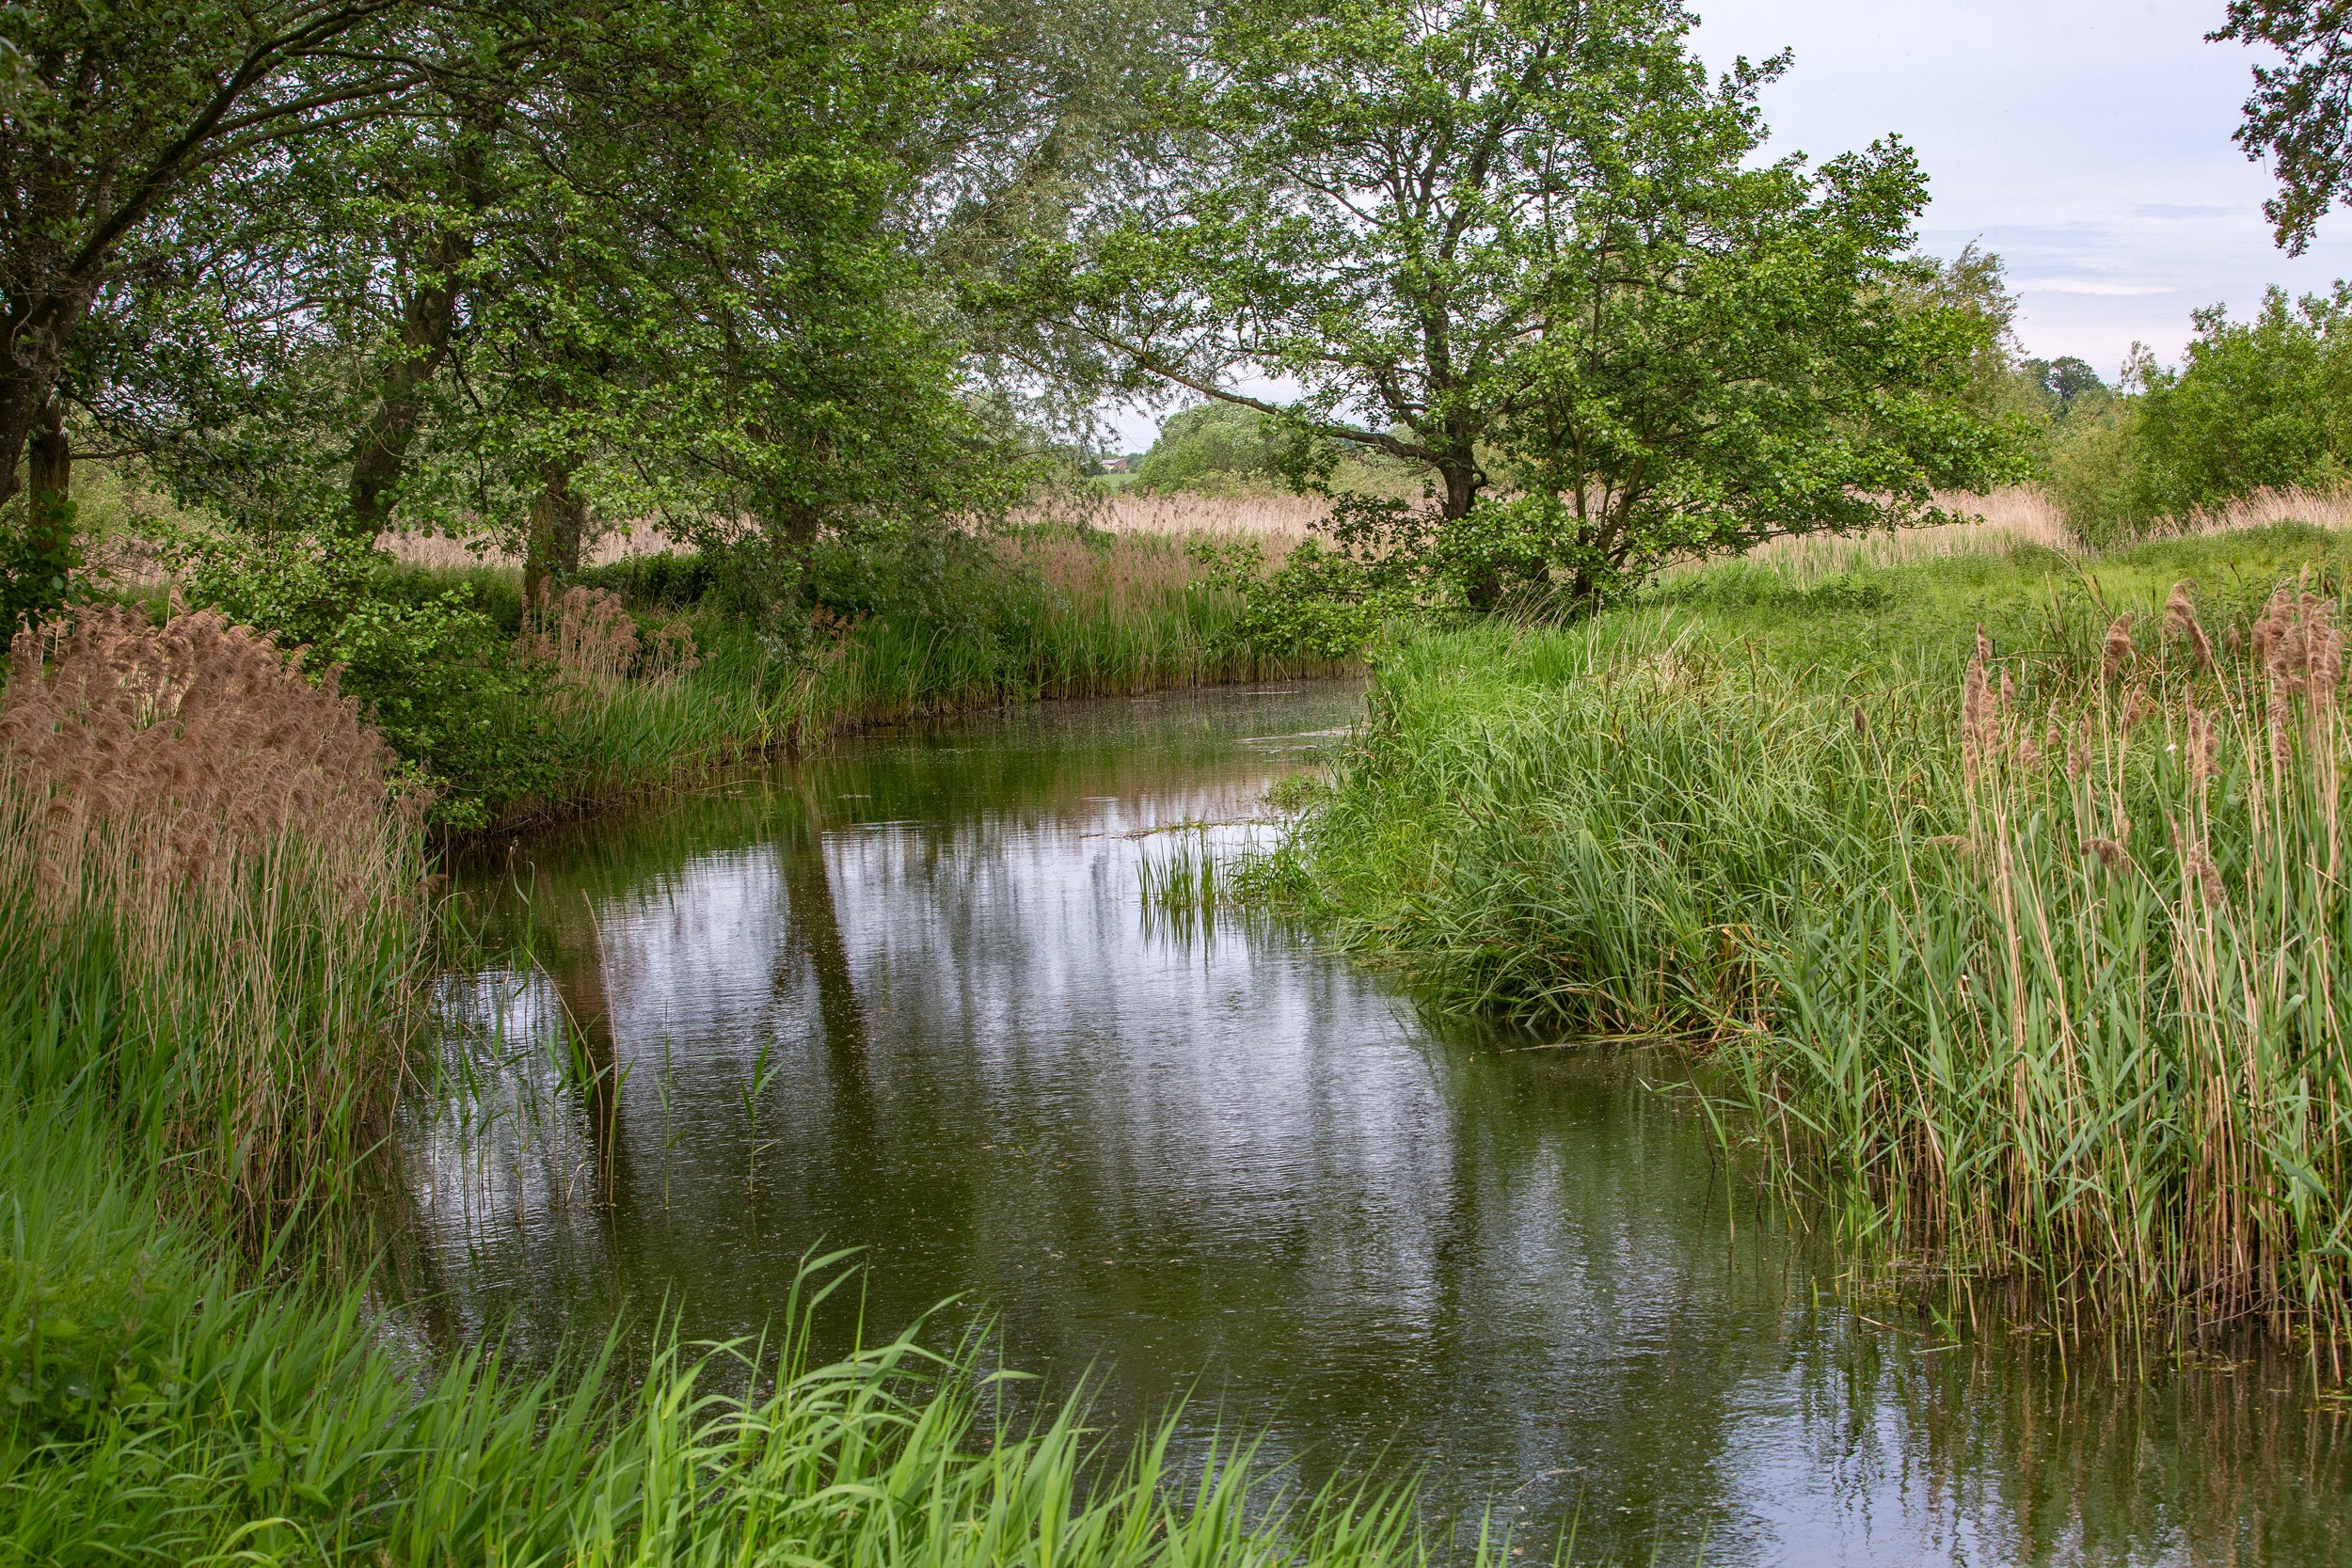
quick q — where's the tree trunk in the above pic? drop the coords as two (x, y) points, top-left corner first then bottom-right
(24, 400), (76, 603)
(343, 131), (493, 539)
(345, 238), (469, 539)
(1440, 456), (1502, 611)
(522, 464), (587, 607)
(26, 399), (70, 509)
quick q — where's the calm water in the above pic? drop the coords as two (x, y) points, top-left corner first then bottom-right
(392, 683), (2351, 1565)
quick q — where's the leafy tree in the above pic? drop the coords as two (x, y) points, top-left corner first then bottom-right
(0, 0), (454, 518)
(1136, 403), (1288, 492)
(1020, 0), (2022, 610)
(2214, 2), (2352, 252)
(2132, 286), (2352, 514)
(2029, 356), (2108, 411)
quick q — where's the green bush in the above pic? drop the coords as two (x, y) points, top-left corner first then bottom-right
(2054, 286), (2352, 542)
(574, 550), (719, 608)
(182, 536), (571, 829)
(1136, 404), (1289, 494)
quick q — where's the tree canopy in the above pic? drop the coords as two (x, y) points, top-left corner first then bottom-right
(2215, 2), (2352, 253)
(1006, 0), (2023, 611)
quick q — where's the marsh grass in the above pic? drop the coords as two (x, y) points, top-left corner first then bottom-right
(0, 600), (1516, 1568)
(2, 1121), (1444, 1567)
(1290, 530), (2352, 1337)
(0, 607), (428, 1237)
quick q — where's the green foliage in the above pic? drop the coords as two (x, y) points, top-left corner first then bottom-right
(1023, 0), (2024, 624)
(0, 494), (80, 633)
(2214, 2), (2352, 253)
(2050, 288), (2352, 542)
(180, 535), (565, 829)
(2135, 288), (2352, 508)
(1136, 404), (1289, 494)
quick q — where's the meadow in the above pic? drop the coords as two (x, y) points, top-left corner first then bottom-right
(1264, 505), (2352, 1343)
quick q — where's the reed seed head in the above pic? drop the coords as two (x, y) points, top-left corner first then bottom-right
(2103, 613), (2136, 680)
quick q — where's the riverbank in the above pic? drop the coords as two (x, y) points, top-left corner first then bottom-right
(0, 608), (1427, 1564)
(279, 523), (1351, 839)
(1270, 520), (2352, 1340)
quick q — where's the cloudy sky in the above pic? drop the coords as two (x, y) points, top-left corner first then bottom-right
(1108, 2), (2344, 450)
(1690, 0), (2344, 380)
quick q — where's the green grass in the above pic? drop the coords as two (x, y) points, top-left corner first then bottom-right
(1273, 523), (2352, 1337)
(0, 605), (1476, 1567)
(4, 1094), (1454, 1565)
(449, 528), (1351, 833)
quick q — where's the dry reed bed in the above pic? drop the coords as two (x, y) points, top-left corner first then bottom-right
(0, 607), (428, 1231)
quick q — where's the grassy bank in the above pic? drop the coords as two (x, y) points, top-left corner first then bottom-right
(249, 523), (1352, 837)
(1273, 522), (2352, 1339)
(0, 604), (1446, 1566)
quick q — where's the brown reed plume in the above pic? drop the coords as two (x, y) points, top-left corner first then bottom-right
(517, 581), (699, 691)
(1, 605), (428, 1235)
(3, 605), (419, 886)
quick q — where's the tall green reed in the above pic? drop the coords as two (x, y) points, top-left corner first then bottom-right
(1295, 564), (2352, 1335)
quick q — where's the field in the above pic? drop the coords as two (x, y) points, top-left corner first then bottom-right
(1263, 504), (2352, 1342)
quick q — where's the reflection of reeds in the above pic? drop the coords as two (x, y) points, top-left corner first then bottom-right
(1137, 828), (1229, 916)
(1, 606), (427, 1234)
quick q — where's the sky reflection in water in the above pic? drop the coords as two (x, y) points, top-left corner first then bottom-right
(396, 683), (2350, 1566)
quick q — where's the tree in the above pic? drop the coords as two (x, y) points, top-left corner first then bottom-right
(1018, 0), (2020, 609)
(2027, 356), (2107, 412)
(0, 0), (452, 515)
(2214, 2), (2352, 253)
(1136, 402), (1287, 492)
(2131, 285), (2352, 515)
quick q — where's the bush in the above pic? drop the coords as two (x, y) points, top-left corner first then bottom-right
(1136, 404), (1290, 495)
(2054, 286), (2352, 541)
(573, 550), (719, 608)
(180, 535), (572, 829)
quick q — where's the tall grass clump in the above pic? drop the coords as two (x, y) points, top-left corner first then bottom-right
(1753, 580), (2352, 1341)
(1292, 540), (2352, 1335)
(0, 605), (428, 1232)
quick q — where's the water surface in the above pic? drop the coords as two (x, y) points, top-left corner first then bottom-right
(396, 683), (2351, 1565)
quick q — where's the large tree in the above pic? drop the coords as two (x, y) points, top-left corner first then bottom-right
(1009, 0), (2019, 608)
(0, 0), (456, 513)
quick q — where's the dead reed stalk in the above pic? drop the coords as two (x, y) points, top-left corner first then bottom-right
(0, 606), (429, 1234)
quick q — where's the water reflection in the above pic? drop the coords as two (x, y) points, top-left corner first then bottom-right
(389, 684), (2351, 1565)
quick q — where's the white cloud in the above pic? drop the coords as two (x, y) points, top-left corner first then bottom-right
(1688, 0), (2350, 381)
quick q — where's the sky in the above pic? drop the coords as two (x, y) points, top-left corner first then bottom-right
(1689, 0), (2345, 376)
(1108, 1), (2350, 453)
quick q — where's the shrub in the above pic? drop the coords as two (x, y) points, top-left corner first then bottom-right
(1136, 404), (1290, 495)
(179, 533), (573, 829)
(2055, 287), (2352, 541)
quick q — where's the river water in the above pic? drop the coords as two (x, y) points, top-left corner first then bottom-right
(395, 682), (2350, 1565)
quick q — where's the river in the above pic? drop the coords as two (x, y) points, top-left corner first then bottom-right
(391, 681), (2350, 1565)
